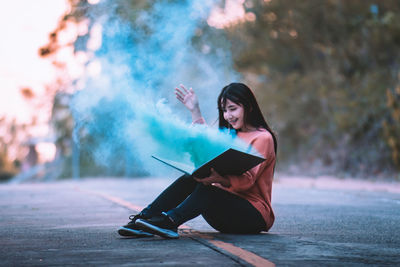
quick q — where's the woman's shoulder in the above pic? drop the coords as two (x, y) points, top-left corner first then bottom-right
(241, 129), (274, 157)
(242, 128), (272, 139)
(254, 130), (274, 147)
(237, 128), (273, 145)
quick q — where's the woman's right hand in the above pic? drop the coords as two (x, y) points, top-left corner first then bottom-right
(175, 84), (199, 112)
(193, 168), (231, 187)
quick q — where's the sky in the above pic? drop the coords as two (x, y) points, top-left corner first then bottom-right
(0, 0), (68, 123)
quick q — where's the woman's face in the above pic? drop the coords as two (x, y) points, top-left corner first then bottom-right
(222, 99), (246, 130)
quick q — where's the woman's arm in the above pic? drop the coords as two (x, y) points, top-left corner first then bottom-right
(175, 84), (204, 124)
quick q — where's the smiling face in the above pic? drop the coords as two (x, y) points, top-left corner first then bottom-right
(222, 99), (246, 131)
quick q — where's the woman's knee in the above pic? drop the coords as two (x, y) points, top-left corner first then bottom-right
(177, 173), (193, 181)
(173, 174), (196, 186)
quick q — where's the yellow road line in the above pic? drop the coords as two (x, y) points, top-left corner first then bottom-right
(75, 186), (275, 267)
(207, 239), (275, 267)
(75, 187), (144, 211)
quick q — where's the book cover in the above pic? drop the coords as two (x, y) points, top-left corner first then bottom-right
(152, 148), (265, 179)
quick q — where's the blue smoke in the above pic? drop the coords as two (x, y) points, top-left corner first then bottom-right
(71, 0), (244, 176)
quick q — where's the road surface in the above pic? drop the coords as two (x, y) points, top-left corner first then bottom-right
(1, 176), (399, 266)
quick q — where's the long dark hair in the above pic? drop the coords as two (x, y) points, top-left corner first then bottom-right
(217, 83), (277, 154)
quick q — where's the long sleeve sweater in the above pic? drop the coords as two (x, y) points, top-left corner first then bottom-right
(225, 129), (275, 230)
(194, 118), (276, 230)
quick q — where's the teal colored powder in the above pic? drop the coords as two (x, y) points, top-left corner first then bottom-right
(69, 0), (240, 176)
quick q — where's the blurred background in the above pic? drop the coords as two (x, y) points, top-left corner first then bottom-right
(1, 0), (399, 183)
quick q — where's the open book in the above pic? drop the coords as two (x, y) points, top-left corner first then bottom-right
(151, 148), (265, 179)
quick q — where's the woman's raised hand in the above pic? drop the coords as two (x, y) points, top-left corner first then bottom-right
(175, 84), (199, 112)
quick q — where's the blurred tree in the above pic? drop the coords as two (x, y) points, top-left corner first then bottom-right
(0, 117), (26, 181)
(217, 0), (400, 177)
(383, 84), (400, 169)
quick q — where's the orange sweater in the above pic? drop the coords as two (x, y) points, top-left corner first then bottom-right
(193, 118), (275, 230)
(225, 129), (276, 231)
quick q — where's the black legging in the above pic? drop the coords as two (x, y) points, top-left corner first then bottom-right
(141, 174), (266, 234)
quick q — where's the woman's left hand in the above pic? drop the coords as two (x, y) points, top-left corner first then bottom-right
(194, 168), (231, 187)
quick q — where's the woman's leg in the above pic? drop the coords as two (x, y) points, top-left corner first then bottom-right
(167, 184), (266, 234)
(140, 174), (198, 217)
(118, 174), (197, 237)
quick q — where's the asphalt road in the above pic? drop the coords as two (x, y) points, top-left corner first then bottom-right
(1, 176), (399, 266)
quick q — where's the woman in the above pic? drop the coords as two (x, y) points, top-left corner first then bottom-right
(118, 83), (277, 239)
